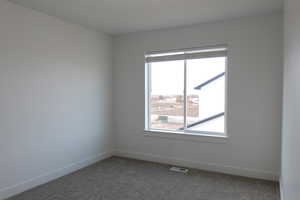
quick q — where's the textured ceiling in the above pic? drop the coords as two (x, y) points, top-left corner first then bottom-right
(9, 0), (283, 35)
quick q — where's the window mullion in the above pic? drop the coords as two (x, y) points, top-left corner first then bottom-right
(183, 57), (187, 131)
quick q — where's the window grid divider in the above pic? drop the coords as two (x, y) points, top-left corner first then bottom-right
(183, 57), (187, 130)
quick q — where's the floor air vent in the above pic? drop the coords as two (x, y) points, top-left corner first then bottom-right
(169, 166), (189, 173)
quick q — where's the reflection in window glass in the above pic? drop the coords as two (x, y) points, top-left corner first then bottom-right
(186, 57), (225, 133)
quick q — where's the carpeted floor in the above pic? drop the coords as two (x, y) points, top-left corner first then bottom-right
(7, 157), (280, 200)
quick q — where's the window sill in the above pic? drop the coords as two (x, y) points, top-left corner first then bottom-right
(144, 129), (228, 143)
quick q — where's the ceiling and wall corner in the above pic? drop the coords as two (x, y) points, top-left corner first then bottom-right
(8, 0), (283, 35)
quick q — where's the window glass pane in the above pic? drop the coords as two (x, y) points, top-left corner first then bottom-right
(186, 57), (226, 133)
(149, 60), (184, 131)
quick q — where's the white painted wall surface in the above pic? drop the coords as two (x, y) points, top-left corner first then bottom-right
(281, 0), (300, 199)
(0, 1), (112, 199)
(113, 14), (283, 180)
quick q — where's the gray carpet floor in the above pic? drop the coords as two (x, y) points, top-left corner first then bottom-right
(7, 157), (280, 200)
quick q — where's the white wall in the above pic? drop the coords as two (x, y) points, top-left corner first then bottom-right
(0, 1), (112, 199)
(112, 14), (283, 180)
(281, 0), (300, 199)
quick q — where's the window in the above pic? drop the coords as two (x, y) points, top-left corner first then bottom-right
(145, 46), (227, 137)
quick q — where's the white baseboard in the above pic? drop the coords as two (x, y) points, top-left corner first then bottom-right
(114, 149), (279, 181)
(0, 152), (112, 200)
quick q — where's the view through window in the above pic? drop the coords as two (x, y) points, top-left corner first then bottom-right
(145, 46), (227, 135)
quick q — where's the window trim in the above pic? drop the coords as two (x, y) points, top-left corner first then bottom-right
(144, 129), (228, 143)
(144, 45), (229, 139)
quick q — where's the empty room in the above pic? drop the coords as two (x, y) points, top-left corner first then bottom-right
(0, 0), (299, 199)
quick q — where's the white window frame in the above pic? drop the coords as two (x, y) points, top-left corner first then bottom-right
(144, 45), (229, 138)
